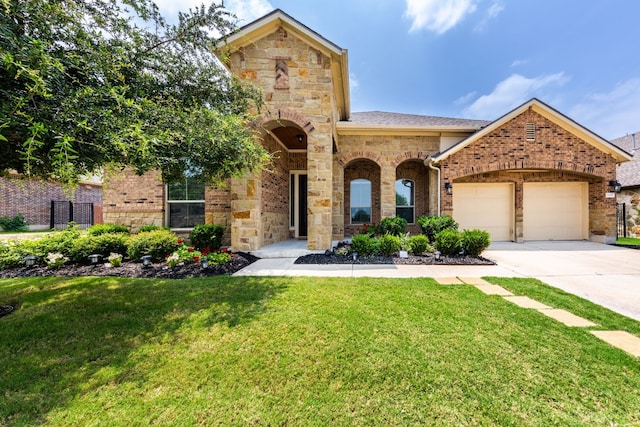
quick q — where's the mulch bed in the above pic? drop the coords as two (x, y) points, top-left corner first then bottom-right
(295, 253), (495, 265)
(0, 252), (260, 280)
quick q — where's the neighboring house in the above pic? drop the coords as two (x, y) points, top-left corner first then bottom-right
(611, 132), (640, 235)
(102, 9), (632, 249)
(0, 173), (102, 230)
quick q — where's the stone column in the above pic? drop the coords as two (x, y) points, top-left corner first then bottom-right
(230, 174), (262, 251)
(380, 165), (396, 219)
(307, 126), (333, 250)
(332, 158), (345, 241)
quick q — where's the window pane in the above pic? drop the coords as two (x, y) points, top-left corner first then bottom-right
(351, 207), (371, 224)
(396, 179), (414, 206)
(169, 203), (205, 228)
(351, 179), (371, 206)
(168, 176), (205, 201)
(396, 207), (414, 224)
(167, 182), (187, 200)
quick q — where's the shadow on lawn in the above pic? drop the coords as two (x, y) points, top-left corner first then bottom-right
(0, 276), (288, 424)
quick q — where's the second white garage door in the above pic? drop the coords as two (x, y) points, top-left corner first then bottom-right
(453, 183), (514, 241)
(523, 182), (588, 240)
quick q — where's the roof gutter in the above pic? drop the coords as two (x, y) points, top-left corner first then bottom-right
(425, 156), (441, 215)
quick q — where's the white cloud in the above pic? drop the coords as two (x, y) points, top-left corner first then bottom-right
(454, 91), (477, 106)
(404, 0), (477, 34)
(153, 0), (273, 25)
(350, 72), (360, 90)
(510, 59), (528, 68)
(462, 73), (569, 119)
(569, 78), (640, 139)
(474, 0), (504, 31)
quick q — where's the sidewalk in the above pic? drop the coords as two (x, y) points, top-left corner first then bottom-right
(233, 258), (519, 278)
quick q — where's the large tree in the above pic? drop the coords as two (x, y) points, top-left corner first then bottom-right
(0, 0), (269, 186)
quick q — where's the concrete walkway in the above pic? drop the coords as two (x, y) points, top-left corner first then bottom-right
(235, 240), (640, 322)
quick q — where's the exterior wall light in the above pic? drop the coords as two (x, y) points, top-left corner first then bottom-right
(141, 255), (152, 267)
(24, 255), (37, 267)
(609, 180), (622, 193)
(296, 134), (304, 144)
(444, 182), (453, 195)
(88, 254), (102, 265)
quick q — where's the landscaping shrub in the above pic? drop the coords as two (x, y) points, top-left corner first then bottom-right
(417, 215), (458, 243)
(32, 226), (81, 259)
(460, 229), (491, 256)
(139, 224), (169, 233)
(379, 234), (401, 256)
(127, 229), (180, 262)
(434, 229), (462, 256)
(357, 223), (376, 236)
(409, 234), (431, 255)
(376, 217), (407, 237)
(189, 224), (224, 251)
(86, 224), (130, 236)
(70, 233), (130, 263)
(350, 234), (380, 257)
(0, 213), (29, 232)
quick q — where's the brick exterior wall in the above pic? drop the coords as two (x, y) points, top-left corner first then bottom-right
(440, 109), (619, 242)
(260, 134), (290, 245)
(102, 168), (165, 232)
(0, 176), (102, 229)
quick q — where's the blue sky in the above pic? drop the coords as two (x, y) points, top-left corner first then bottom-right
(155, 0), (640, 140)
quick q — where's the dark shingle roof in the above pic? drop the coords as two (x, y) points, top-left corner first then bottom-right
(348, 111), (490, 128)
(611, 132), (640, 188)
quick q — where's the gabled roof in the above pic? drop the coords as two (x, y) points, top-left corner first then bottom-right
(336, 111), (488, 135)
(431, 98), (634, 163)
(611, 132), (640, 188)
(216, 9), (350, 120)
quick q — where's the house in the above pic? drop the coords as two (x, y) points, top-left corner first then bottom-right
(611, 132), (640, 235)
(102, 9), (632, 249)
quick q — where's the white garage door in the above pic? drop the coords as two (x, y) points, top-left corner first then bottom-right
(453, 183), (514, 241)
(523, 182), (588, 240)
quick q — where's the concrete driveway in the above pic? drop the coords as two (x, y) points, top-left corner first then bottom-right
(484, 241), (640, 321)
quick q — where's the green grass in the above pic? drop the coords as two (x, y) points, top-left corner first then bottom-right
(1, 276), (640, 426)
(616, 237), (640, 246)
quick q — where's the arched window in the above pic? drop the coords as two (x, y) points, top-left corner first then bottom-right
(396, 179), (415, 224)
(350, 179), (371, 224)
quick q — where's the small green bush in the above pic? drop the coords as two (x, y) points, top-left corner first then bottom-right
(189, 224), (224, 251)
(86, 224), (130, 236)
(139, 224), (169, 233)
(127, 229), (180, 262)
(409, 234), (431, 255)
(70, 233), (130, 263)
(350, 234), (380, 257)
(460, 229), (491, 256)
(434, 229), (462, 256)
(0, 213), (29, 232)
(376, 217), (408, 237)
(32, 226), (81, 259)
(379, 234), (401, 256)
(417, 215), (458, 242)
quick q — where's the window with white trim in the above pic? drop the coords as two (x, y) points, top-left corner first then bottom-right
(167, 172), (205, 228)
(395, 179), (415, 224)
(350, 179), (371, 224)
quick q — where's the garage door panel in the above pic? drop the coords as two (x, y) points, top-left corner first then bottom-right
(453, 183), (513, 242)
(523, 182), (587, 241)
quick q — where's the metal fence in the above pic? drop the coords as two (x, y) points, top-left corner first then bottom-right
(50, 201), (94, 230)
(616, 202), (627, 239)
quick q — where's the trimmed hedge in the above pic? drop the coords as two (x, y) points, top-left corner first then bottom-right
(460, 229), (491, 256)
(434, 229), (462, 256)
(127, 229), (180, 262)
(189, 224), (224, 251)
(417, 215), (458, 243)
(376, 217), (408, 237)
(379, 234), (401, 256)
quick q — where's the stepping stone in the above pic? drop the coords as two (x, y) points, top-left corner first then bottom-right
(591, 331), (640, 357)
(502, 296), (551, 310)
(434, 277), (465, 285)
(474, 284), (514, 296)
(458, 277), (492, 285)
(537, 309), (596, 327)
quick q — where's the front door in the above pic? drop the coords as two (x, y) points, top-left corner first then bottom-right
(290, 172), (308, 238)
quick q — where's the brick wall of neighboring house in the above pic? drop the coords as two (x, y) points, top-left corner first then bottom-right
(440, 109), (618, 241)
(0, 176), (102, 230)
(102, 168), (165, 232)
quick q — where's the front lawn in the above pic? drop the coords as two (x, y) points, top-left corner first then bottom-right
(1, 276), (639, 425)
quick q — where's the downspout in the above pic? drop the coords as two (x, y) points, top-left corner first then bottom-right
(425, 156), (441, 216)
